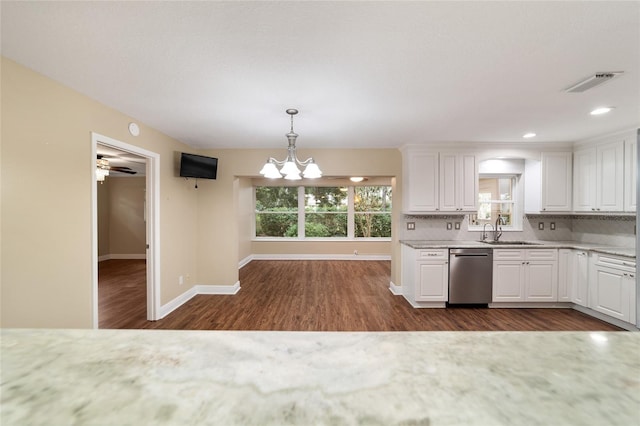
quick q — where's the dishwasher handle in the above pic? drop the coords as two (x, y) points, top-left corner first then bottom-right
(451, 253), (490, 257)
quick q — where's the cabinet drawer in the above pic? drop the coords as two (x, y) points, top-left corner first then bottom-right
(417, 249), (448, 260)
(595, 253), (635, 270)
(526, 249), (557, 261)
(493, 249), (525, 261)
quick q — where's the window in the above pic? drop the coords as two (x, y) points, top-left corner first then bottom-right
(354, 186), (392, 237)
(255, 186), (298, 237)
(255, 185), (392, 239)
(469, 175), (520, 230)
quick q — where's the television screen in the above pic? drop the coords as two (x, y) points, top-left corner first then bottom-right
(180, 153), (218, 179)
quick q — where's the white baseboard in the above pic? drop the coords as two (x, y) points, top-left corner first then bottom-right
(489, 302), (572, 309)
(159, 282), (242, 319)
(195, 281), (241, 295)
(98, 254), (146, 262)
(251, 254), (391, 261)
(401, 294), (446, 308)
(159, 287), (197, 319)
(389, 281), (402, 295)
(572, 305), (639, 331)
(238, 255), (253, 269)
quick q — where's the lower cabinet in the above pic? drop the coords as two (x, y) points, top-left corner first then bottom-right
(402, 246), (448, 307)
(558, 249), (589, 306)
(589, 254), (636, 323)
(493, 249), (558, 302)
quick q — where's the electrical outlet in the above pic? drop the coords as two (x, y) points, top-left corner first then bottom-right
(550, 222), (556, 230)
(354, 250), (358, 256)
(407, 222), (415, 230)
(179, 275), (184, 285)
(455, 222), (461, 230)
(447, 222), (452, 230)
(538, 222), (544, 230)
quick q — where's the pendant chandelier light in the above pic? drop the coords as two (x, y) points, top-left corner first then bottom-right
(259, 109), (322, 180)
(96, 157), (110, 182)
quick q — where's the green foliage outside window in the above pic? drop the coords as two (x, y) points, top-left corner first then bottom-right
(255, 185), (392, 238)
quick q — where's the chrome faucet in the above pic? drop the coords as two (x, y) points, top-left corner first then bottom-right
(481, 223), (494, 241)
(494, 215), (505, 241)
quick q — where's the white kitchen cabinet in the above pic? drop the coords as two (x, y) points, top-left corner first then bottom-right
(572, 148), (597, 212)
(524, 152), (572, 213)
(403, 151), (439, 212)
(624, 137), (637, 212)
(589, 253), (636, 323)
(439, 153), (477, 212)
(573, 140), (624, 212)
(540, 152), (572, 212)
(558, 249), (589, 306)
(402, 148), (477, 213)
(596, 141), (624, 212)
(401, 246), (448, 307)
(492, 249), (558, 303)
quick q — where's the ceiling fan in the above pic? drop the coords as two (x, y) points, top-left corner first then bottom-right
(97, 154), (137, 175)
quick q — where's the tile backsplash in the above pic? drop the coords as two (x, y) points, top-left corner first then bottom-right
(401, 214), (635, 247)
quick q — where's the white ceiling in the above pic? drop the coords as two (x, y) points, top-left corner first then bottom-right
(2, 1), (639, 149)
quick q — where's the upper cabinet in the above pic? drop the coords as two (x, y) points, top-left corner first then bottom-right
(624, 137), (637, 212)
(573, 139), (625, 212)
(402, 148), (477, 214)
(540, 152), (573, 212)
(524, 152), (573, 213)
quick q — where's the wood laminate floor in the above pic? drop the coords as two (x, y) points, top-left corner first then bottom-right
(99, 259), (624, 331)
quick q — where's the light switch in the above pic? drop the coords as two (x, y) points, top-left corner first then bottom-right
(538, 222), (544, 230)
(455, 222), (461, 230)
(447, 222), (452, 230)
(550, 222), (556, 230)
(407, 222), (416, 230)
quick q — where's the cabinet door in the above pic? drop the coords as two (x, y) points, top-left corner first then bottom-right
(589, 265), (628, 321)
(492, 262), (525, 302)
(526, 261), (558, 301)
(439, 153), (458, 212)
(540, 152), (572, 211)
(624, 138), (637, 212)
(573, 148), (596, 212)
(415, 262), (448, 301)
(405, 152), (439, 212)
(557, 249), (571, 302)
(459, 154), (478, 211)
(571, 251), (589, 307)
(596, 141), (624, 211)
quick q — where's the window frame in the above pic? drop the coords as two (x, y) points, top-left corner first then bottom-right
(468, 174), (523, 232)
(253, 185), (392, 241)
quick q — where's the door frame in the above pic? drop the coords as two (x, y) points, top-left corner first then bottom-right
(91, 132), (161, 328)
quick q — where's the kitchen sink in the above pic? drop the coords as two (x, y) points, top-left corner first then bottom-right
(481, 240), (541, 245)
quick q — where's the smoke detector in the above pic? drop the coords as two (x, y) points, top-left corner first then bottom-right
(565, 72), (624, 93)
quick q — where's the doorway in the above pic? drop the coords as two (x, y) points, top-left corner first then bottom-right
(91, 132), (160, 328)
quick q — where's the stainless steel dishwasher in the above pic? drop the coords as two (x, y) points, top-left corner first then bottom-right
(449, 248), (493, 305)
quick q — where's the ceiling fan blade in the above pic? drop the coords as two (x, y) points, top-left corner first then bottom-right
(110, 166), (137, 174)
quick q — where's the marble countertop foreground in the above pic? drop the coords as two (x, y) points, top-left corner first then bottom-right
(400, 240), (636, 258)
(2, 329), (639, 425)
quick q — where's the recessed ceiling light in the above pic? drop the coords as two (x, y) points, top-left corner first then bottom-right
(350, 177), (365, 182)
(523, 133), (536, 139)
(590, 107), (614, 115)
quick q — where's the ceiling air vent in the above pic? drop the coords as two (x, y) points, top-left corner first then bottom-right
(565, 72), (624, 93)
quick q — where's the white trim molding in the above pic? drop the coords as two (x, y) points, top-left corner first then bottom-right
(159, 282), (242, 319)
(251, 254), (391, 261)
(389, 281), (402, 295)
(239, 255), (253, 269)
(98, 254), (147, 262)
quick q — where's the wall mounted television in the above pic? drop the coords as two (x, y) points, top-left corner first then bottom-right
(179, 153), (218, 180)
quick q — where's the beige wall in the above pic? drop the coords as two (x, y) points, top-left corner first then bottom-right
(1, 57), (200, 327)
(1, 57), (404, 328)
(197, 148), (403, 288)
(98, 177), (147, 256)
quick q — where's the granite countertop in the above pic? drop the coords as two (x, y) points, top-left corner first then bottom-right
(400, 240), (636, 258)
(2, 329), (639, 425)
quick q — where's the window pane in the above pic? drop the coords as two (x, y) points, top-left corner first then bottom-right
(256, 186), (298, 211)
(305, 213), (347, 237)
(305, 187), (348, 212)
(255, 213), (298, 237)
(355, 213), (391, 237)
(473, 177), (515, 227)
(255, 186), (298, 237)
(355, 186), (392, 212)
